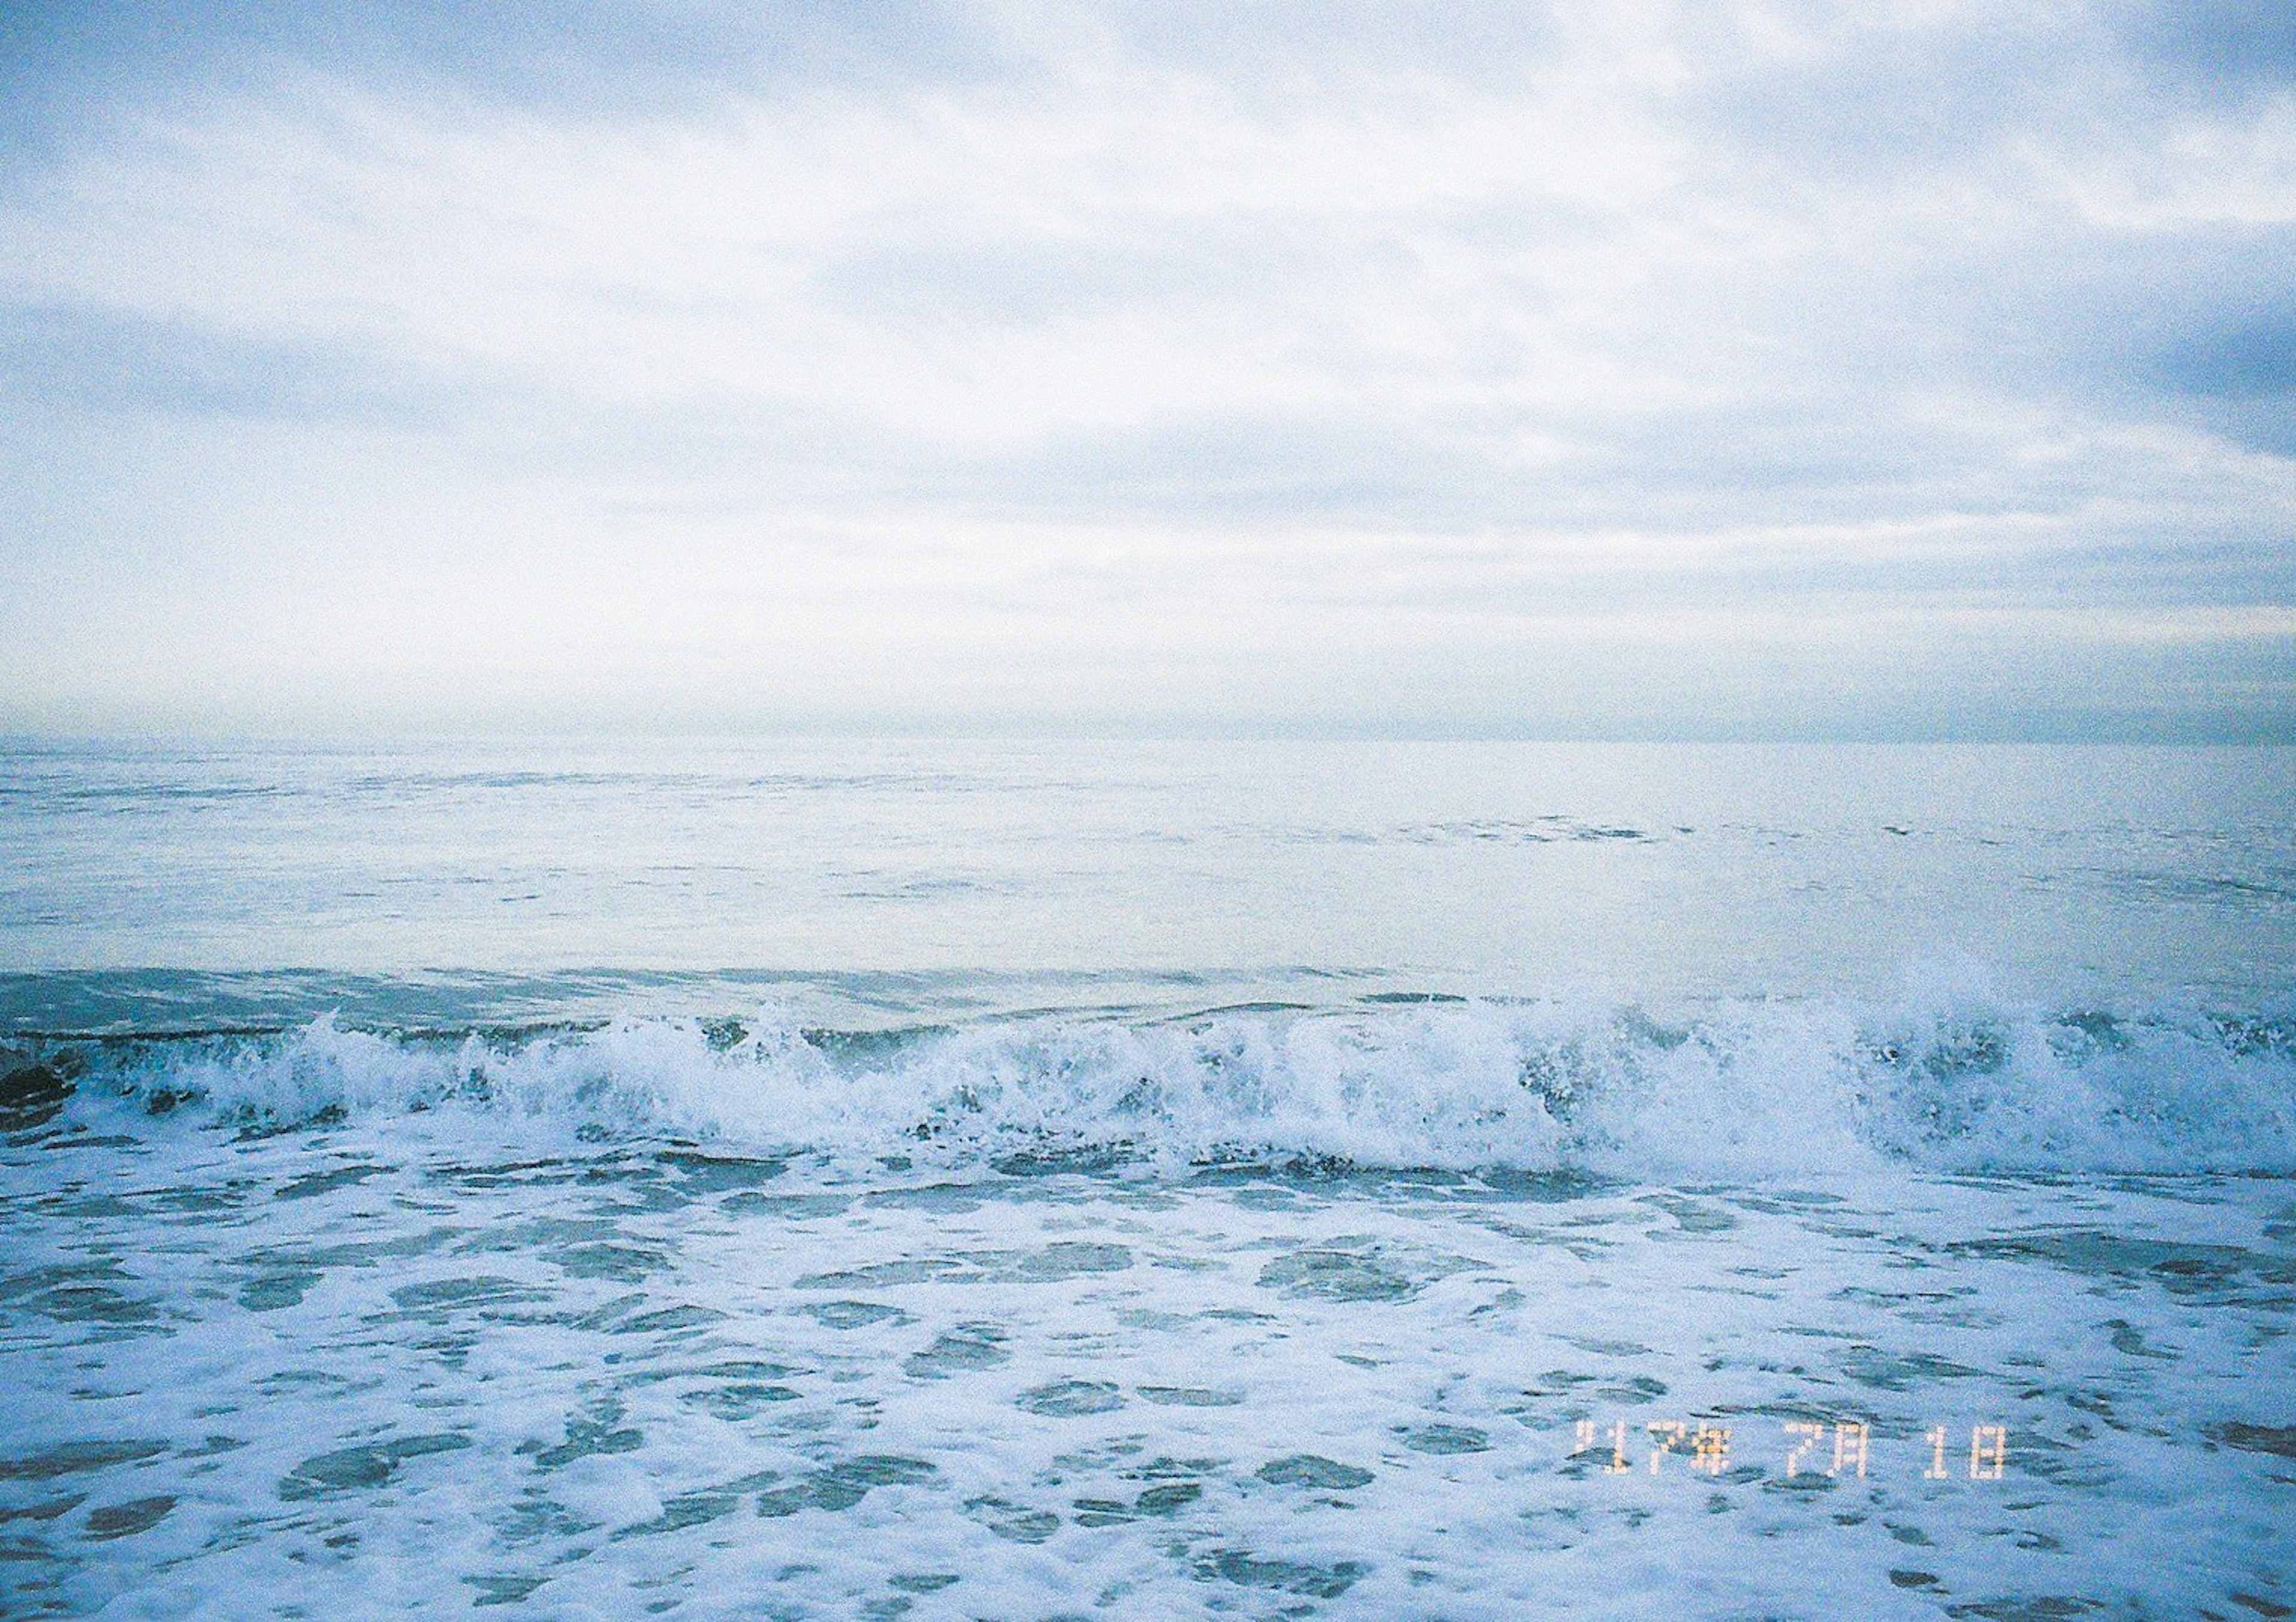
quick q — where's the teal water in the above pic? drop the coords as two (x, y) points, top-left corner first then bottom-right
(2, 740), (2292, 1618)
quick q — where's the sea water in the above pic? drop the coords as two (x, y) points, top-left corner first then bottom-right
(1, 739), (2291, 1619)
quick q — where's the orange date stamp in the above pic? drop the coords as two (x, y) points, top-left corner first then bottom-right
(1567, 1418), (2008, 1480)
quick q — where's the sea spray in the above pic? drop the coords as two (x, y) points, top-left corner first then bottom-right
(16, 992), (2292, 1177)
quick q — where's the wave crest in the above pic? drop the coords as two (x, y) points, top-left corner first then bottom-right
(16, 996), (2296, 1176)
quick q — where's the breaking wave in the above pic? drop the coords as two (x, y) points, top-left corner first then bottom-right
(7, 995), (2295, 1177)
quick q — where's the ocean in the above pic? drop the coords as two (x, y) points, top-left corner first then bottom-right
(2, 738), (2291, 1618)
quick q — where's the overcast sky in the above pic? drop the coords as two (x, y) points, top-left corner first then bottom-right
(2, 0), (2291, 738)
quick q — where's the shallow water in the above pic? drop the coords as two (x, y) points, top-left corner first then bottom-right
(5, 1112), (2292, 1619)
(2, 740), (2292, 1617)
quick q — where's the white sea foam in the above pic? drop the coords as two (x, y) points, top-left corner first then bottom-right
(47, 993), (2296, 1176)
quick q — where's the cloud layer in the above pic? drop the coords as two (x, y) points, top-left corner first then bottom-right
(2, 1), (2292, 736)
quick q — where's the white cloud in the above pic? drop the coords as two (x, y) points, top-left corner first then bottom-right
(0, 0), (2291, 736)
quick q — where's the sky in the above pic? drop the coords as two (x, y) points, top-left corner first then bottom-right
(1, 0), (2291, 740)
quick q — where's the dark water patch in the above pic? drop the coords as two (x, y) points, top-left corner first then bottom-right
(682, 1385), (802, 1418)
(1597, 1375), (1671, 1404)
(1224, 1185), (1302, 1212)
(0, 1263), (164, 1331)
(658, 1151), (786, 1193)
(0, 1441), (166, 1482)
(2103, 1319), (2178, 1360)
(628, 1359), (799, 1385)
(463, 1216), (622, 1251)
(1726, 1189), (1849, 1215)
(905, 1325), (1009, 1378)
(82, 1496), (173, 1539)
(495, 1488), (601, 1545)
(388, 1276), (544, 1313)
(2214, 1015), (2296, 1063)
(0, 1262), (131, 1305)
(723, 1192), (853, 1218)
(254, 1226), (467, 1273)
(1940, 1599), (2103, 1619)
(1474, 1167), (1615, 1202)
(616, 1473), (781, 1537)
(1763, 1471), (1839, 1496)
(757, 1456), (935, 1516)
(1075, 1481), (1203, 1525)
(581, 1158), (668, 1189)
(1253, 1162), (1480, 1199)
(143, 1184), (249, 1216)
(1517, 1369), (1599, 1398)
(1257, 1456), (1374, 1489)
(552, 1244), (666, 1282)
(1133, 1483), (1201, 1514)
(238, 1270), (320, 1311)
(566, 1293), (648, 1332)
(991, 1145), (1140, 1177)
(0, 1060), (75, 1130)
(1260, 1246), (1418, 1301)
(432, 1160), (589, 1193)
(1121, 1455), (1224, 1481)
(1259, 1238), (1478, 1303)
(2211, 1422), (2296, 1459)
(258, 1369), (370, 1400)
(280, 1434), (469, 1499)
(832, 1456), (937, 1488)
(1196, 1550), (1367, 1598)
(522, 1403), (642, 1470)
(999, 1242), (1133, 1280)
(1138, 1386), (1242, 1407)
(1943, 1232), (2282, 1296)
(276, 1163), (390, 1201)
(1638, 1193), (1739, 1233)
(889, 1572), (960, 1593)
(1839, 1348), (1985, 1391)
(803, 1300), (912, 1330)
(229, 1103), (344, 1138)
(2049, 1010), (2136, 1056)
(858, 1184), (989, 1215)
(1403, 1424), (1490, 1455)
(608, 1304), (726, 1336)
(796, 1259), (967, 1289)
(964, 1495), (1060, 1543)
(1018, 1380), (1125, 1417)
(0, 1494), (85, 1524)
(805, 1026), (952, 1066)
(49, 1193), (138, 1220)
(624, 1486), (755, 1536)
(467, 1574), (549, 1607)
